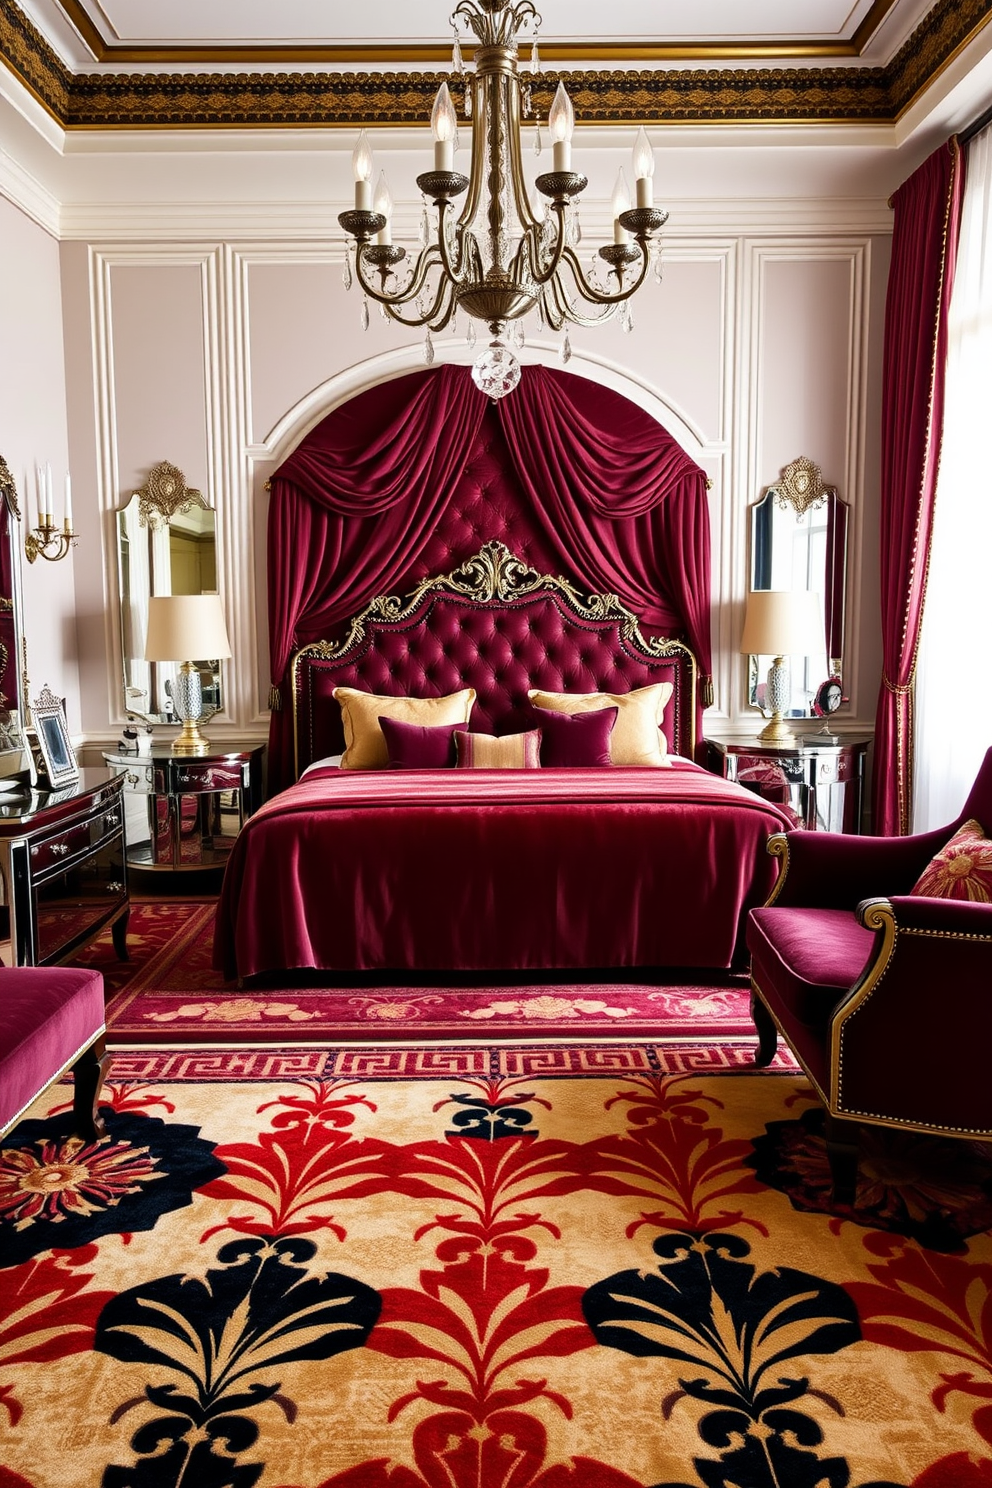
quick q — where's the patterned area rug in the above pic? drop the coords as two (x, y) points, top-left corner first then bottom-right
(2, 1057), (991, 1487)
(77, 900), (782, 1056)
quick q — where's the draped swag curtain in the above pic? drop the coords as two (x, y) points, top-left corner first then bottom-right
(873, 138), (963, 835)
(267, 364), (712, 789)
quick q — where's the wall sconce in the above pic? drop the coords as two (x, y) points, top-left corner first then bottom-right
(25, 465), (77, 564)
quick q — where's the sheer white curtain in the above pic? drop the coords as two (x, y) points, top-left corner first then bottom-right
(913, 126), (992, 830)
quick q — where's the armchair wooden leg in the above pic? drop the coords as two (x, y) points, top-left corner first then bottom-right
(73, 1035), (110, 1142)
(750, 990), (778, 1067)
(824, 1113), (860, 1206)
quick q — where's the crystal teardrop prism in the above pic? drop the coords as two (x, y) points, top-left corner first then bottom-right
(452, 33), (463, 74)
(420, 198), (431, 249)
(360, 297), (370, 331)
(621, 302), (634, 333)
(531, 36), (541, 74)
(466, 320), (477, 348)
(471, 340), (521, 401)
(464, 87), (472, 118)
(342, 245), (353, 291)
(559, 329), (572, 364)
(534, 122), (542, 157)
(424, 328), (435, 365)
(521, 83), (531, 118)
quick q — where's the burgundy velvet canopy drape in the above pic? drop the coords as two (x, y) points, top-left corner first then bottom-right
(267, 364), (711, 791)
(873, 139), (962, 835)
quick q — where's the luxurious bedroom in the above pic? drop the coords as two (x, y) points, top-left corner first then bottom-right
(1, 2), (991, 1485)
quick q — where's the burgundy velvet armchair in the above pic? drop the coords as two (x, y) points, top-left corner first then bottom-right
(747, 746), (992, 1203)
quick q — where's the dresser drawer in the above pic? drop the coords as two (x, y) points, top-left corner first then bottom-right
(155, 760), (245, 794)
(29, 802), (124, 875)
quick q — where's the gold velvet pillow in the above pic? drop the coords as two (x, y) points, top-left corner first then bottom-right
(455, 729), (542, 769)
(333, 686), (476, 770)
(527, 683), (674, 766)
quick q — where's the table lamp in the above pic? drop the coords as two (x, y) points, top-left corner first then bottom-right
(144, 594), (232, 755)
(740, 589), (824, 747)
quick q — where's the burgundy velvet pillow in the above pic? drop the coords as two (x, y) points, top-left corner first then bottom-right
(911, 819), (992, 901)
(379, 716), (459, 769)
(531, 704), (618, 767)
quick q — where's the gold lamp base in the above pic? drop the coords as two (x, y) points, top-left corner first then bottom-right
(171, 717), (211, 755)
(756, 712), (798, 748)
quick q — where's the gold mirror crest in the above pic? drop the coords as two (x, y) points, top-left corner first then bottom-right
(770, 455), (834, 520)
(135, 461), (208, 530)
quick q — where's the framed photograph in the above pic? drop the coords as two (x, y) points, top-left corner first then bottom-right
(31, 684), (79, 789)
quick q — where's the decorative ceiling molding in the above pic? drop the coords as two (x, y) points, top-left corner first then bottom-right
(1, 0), (989, 128)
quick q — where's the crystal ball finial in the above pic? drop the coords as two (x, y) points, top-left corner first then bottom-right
(471, 339), (521, 401)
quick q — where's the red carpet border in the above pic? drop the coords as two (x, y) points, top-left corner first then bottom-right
(75, 900), (793, 1061)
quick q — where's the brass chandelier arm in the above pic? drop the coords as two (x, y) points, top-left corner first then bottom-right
(353, 241), (443, 310)
(520, 205), (570, 288)
(562, 240), (653, 308)
(541, 272), (619, 332)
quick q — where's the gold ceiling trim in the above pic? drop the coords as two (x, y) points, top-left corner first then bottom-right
(52, 0), (896, 66)
(2, 0), (988, 129)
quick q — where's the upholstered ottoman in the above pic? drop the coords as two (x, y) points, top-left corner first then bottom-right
(0, 966), (109, 1140)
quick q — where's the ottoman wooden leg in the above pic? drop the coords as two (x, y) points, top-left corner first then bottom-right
(73, 1035), (110, 1141)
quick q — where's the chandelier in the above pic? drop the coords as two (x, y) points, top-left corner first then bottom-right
(337, 0), (668, 400)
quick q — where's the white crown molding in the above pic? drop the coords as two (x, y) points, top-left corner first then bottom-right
(0, 143), (60, 236)
(57, 195), (895, 242)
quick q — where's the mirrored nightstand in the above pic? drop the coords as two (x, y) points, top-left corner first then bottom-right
(706, 736), (870, 833)
(102, 744), (265, 872)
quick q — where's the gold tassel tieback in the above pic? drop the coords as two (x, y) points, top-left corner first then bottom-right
(268, 685), (282, 711)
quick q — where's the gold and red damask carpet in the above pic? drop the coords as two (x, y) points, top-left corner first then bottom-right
(0, 901), (990, 1487)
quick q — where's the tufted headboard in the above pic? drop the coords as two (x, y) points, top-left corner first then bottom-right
(291, 541), (696, 776)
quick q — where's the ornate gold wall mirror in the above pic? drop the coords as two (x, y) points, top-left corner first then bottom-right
(117, 462), (220, 724)
(0, 458), (33, 784)
(746, 456), (849, 720)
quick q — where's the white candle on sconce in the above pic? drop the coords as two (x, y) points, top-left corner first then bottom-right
(431, 84), (457, 172)
(611, 169), (631, 244)
(549, 83), (574, 173)
(45, 463), (54, 523)
(352, 131), (374, 211)
(632, 127), (655, 209)
(35, 465), (44, 528)
(64, 472), (73, 530)
(373, 173), (393, 245)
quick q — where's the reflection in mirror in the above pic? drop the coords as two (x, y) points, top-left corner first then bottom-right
(0, 458), (32, 783)
(117, 462), (219, 724)
(747, 456), (849, 720)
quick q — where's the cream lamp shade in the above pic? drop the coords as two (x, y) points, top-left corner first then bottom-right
(144, 593), (232, 664)
(739, 589), (824, 659)
(740, 589), (824, 747)
(143, 594), (232, 755)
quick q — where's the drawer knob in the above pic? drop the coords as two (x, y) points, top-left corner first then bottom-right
(105, 812), (121, 827)
(50, 842), (70, 857)
(107, 880), (124, 893)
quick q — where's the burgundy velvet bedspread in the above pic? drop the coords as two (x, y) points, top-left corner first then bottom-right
(213, 762), (793, 980)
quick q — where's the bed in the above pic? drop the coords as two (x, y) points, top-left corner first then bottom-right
(214, 542), (792, 980)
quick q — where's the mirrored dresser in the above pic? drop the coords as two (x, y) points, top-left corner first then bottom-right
(102, 744), (265, 873)
(707, 736), (871, 833)
(0, 769), (128, 965)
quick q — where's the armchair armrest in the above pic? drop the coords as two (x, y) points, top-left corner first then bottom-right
(766, 825), (952, 910)
(828, 895), (992, 1137)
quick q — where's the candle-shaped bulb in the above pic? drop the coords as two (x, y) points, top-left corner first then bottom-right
(549, 82), (574, 172)
(45, 462), (53, 523)
(352, 130), (374, 210)
(632, 126), (655, 208)
(373, 171), (393, 244)
(611, 168), (631, 243)
(431, 83), (457, 171)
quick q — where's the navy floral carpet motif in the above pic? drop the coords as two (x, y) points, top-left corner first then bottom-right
(0, 1056), (989, 1487)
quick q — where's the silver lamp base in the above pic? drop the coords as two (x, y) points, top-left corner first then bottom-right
(757, 655), (798, 747)
(171, 660), (211, 755)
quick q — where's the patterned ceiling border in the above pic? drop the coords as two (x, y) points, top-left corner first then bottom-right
(1, 0), (989, 128)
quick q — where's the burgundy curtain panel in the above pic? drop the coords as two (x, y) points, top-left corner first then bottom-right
(873, 138), (963, 835)
(266, 364), (712, 791)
